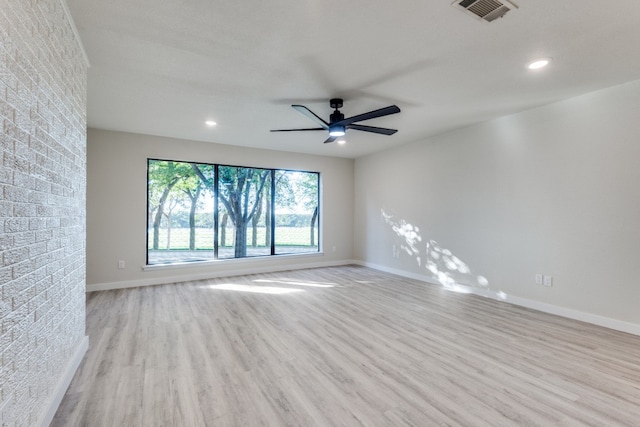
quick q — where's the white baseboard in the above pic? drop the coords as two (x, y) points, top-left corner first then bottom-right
(87, 259), (356, 292)
(493, 294), (640, 336)
(354, 260), (640, 337)
(38, 335), (89, 427)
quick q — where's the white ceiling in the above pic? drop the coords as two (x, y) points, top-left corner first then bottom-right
(67, 0), (640, 158)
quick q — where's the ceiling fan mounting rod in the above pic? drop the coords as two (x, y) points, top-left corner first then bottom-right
(329, 98), (344, 110)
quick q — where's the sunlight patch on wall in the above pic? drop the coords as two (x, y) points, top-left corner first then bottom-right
(382, 210), (422, 265)
(382, 209), (489, 292)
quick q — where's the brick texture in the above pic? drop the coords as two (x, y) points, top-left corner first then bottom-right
(0, 0), (87, 425)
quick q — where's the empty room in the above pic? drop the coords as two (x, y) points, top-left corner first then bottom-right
(2, 0), (640, 425)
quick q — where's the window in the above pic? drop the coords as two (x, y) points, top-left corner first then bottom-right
(147, 159), (319, 265)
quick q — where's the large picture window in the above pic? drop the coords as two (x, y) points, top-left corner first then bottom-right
(147, 159), (319, 265)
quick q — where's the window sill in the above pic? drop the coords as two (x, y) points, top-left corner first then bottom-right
(142, 251), (325, 272)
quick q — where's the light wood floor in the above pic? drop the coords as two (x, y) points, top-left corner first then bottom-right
(52, 265), (640, 426)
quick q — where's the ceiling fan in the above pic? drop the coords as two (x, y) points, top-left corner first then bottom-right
(271, 98), (401, 144)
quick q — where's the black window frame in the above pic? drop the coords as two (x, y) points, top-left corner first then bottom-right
(145, 158), (320, 266)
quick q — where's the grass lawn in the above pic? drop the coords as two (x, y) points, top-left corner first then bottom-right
(149, 226), (318, 250)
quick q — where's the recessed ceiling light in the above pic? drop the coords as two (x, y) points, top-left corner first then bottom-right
(205, 120), (217, 127)
(337, 139), (346, 145)
(528, 58), (551, 70)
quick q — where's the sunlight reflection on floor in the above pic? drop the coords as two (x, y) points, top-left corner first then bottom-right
(253, 279), (336, 288)
(202, 283), (305, 294)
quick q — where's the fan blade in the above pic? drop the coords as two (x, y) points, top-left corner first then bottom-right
(335, 105), (401, 126)
(270, 128), (325, 132)
(292, 105), (330, 129)
(347, 124), (397, 135)
(323, 135), (338, 144)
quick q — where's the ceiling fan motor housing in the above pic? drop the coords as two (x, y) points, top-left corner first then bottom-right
(329, 103), (346, 136)
(330, 110), (345, 124)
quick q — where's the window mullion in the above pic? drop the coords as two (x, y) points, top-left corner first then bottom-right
(214, 164), (219, 259)
(270, 169), (275, 256)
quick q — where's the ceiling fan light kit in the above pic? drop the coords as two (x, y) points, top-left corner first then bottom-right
(329, 126), (346, 137)
(271, 98), (401, 144)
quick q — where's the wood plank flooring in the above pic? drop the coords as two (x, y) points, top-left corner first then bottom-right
(51, 265), (640, 426)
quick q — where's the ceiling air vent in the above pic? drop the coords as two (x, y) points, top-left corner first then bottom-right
(452, 0), (518, 22)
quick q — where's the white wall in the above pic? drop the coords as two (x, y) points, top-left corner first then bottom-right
(0, 1), (88, 425)
(355, 80), (640, 329)
(86, 129), (354, 289)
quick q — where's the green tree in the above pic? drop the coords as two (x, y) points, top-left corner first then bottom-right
(251, 195), (263, 247)
(220, 167), (270, 257)
(295, 172), (319, 246)
(220, 213), (229, 247)
(162, 197), (180, 249)
(274, 171), (318, 247)
(148, 160), (204, 250)
(148, 161), (181, 250)
(184, 184), (203, 250)
(182, 164), (213, 250)
(269, 172), (295, 247)
(192, 164), (270, 257)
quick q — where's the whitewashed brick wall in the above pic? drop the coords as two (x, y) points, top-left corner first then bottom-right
(0, 0), (87, 425)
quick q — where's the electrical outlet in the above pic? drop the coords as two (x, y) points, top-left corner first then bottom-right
(392, 245), (401, 259)
(535, 274), (543, 285)
(118, 260), (125, 269)
(543, 275), (553, 287)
